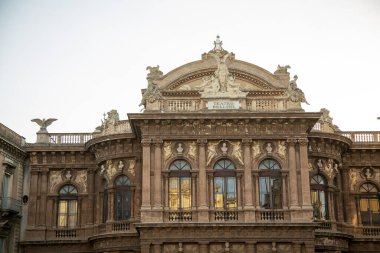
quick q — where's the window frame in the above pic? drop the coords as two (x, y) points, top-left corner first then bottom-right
(114, 175), (132, 221)
(57, 184), (78, 228)
(258, 159), (282, 210)
(213, 159), (237, 210)
(168, 159), (192, 211)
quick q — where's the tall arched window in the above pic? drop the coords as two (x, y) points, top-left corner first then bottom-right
(114, 175), (132, 220)
(259, 159), (282, 209)
(310, 174), (328, 220)
(58, 185), (78, 228)
(360, 183), (380, 226)
(214, 159), (237, 209)
(169, 160), (191, 210)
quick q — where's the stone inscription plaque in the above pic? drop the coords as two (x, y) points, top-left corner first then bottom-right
(207, 100), (240, 110)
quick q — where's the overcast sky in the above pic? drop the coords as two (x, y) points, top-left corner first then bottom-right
(0, 0), (379, 142)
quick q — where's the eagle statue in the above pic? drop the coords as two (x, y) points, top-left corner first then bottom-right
(31, 118), (57, 132)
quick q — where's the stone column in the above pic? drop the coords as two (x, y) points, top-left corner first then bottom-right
(39, 170), (48, 226)
(141, 139), (152, 209)
(153, 139), (163, 208)
(87, 168), (95, 224)
(287, 139), (299, 208)
(242, 139), (253, 207)
(293, 243), (302, 253)
(253, 172), (260, 208)
(341, 167), (352, 223)
(108, 188), (114, 222)
(199, 242), (209, 253)
(141, 243), (151, 253)
(298, 138), (312, 207)
(197, 139), (208, 221)
(152, 243), (162, 253)
(246, 242), (256, 253)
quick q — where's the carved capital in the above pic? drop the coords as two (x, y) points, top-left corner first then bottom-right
(153, 138), (163, 147)
(298, 138), (309, 146)
(242, 138), (252, 146)
(286, 138), (297, 146)
(141, 138), (152, 146)
(197, 139), (207, 146)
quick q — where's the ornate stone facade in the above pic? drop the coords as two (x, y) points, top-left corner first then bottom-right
(6, 38), (380, 253)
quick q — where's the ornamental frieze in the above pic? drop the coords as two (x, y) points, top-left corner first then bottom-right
(49, 169), (88, 193)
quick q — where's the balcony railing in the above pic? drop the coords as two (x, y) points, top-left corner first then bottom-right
(213, 210), (239, 221)
(259, 210), (285, 221)
(168, 211), (192, 221)
(362, 226), (380, 236)
(340, 131), (380, 143)
(55, 229), (77, 238)
(49, 133), (93, 144)
(112, 221), (130, 232)
(0, 197), (21, 213)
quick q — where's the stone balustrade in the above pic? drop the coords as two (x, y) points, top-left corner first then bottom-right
(49, 133), (93, 144)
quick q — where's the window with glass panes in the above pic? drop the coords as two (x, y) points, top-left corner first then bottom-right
(259, 159), (282, 209)
(310, 175), (328, 220)
(359, 183), (380, 226)
(213, 159), (237, 209)
(169, 160), (191, 210)
(114, 175), (132, 220)
(58, 185), (78, 228)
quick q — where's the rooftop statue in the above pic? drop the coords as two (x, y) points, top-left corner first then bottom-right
(139, 65), (163, 107)
(31, 118), (57, 133)
(200, 36), (247, 98)
(286, 75), (309, 105)
(274, 65), (291, 75)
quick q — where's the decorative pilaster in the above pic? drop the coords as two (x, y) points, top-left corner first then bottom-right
(287, 139), (299, 208)
(141, 138), (152, 209)
(153, 139), (163, 208)
(39, 170), (48, 226)
(242, 139), (253, 208)
(197, 139), (208, 222)
(87, 168), (95, 224)
(298, 138), (312, 208)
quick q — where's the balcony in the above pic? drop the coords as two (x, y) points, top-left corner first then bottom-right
(213, 210), (239, 221)
(168, 211), (192, 221)
(0, 197), (21, 214)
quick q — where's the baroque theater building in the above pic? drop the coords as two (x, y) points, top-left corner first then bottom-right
(19, 38), (380, 253)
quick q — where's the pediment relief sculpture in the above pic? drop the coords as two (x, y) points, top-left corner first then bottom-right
(139, 66), (163, 108)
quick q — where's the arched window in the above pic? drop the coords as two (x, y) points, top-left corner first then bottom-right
(310, 175), (328, 220)
(360, 183), (380, 226)
(169, 160), (191, 210)
(114, 175), (132, 220)
(259, 159), (282, 209)
(214, 159), (237, 209)
(58, 185), (78, 228)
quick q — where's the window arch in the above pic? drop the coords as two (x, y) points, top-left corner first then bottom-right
(310, 174), (328, 220)
(213, 159), (237, 209)
(58, 185), (78, 228)
(114, 175), (132, 220)
(169, 160), (191, 210)
(259, 159), (282, 209)
(359, 182), (380, 226)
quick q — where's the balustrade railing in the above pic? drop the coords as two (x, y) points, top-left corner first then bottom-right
(168, 211), (192, 221)
(362, 226), (380, 236)
(112, 221), (130, 232)
(55, 229), (77, 238)
(316, 220), (333, 230)
(259, 210), (285, 221)
(49, 133), (93, 144)
(214, 210), (238, 221)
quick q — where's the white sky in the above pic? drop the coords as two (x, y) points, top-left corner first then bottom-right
(0, 0), (379, 143)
